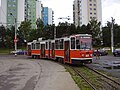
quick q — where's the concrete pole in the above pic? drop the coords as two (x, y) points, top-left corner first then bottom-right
(10, 13), (17, 56)
(15, 18), (17, 56)
(111, 17), (114, 53)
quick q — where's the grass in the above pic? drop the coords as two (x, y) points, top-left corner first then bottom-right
(0, 47), (27, 55)
(0, 48), (10, 54)
(64, 65), (93, 90)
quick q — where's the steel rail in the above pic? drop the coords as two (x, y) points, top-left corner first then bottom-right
(71, 67), (97, 90)
(85, 65), (120, 89)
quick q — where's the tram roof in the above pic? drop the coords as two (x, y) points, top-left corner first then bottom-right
(70, 34), (92, 37)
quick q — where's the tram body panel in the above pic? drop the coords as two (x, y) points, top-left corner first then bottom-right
(45, 49), (49, 58)
(31, 49), (41, 56)
(55, 50), (64, 58)
(70, 50), (93, 59)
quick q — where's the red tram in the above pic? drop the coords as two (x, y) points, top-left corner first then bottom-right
(27, 34), (93, 64)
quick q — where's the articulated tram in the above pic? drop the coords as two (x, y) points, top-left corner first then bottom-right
(27, 34), (93, 64)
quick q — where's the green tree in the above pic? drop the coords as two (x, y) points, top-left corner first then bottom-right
(5, 28), (14, 49)
(36, 18), (45, 39)
(18, 20), (32, 42)
(69, 24), (77, 35)
(87, 18), (102, 46)
(79, 24), (89, 34)
(0, 25), (6, 48)
(102, 21), (120, 47)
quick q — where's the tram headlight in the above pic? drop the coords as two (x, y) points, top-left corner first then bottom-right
(86, 54), (89, 57)
(90, 54), (93, 57)
(82, 54), (84, 57)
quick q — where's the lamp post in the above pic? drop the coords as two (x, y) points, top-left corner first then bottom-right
(10, 13), (17, 56)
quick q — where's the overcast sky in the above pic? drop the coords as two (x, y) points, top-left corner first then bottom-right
(41, 0), (120, 26)
(0, 0), (120, 26)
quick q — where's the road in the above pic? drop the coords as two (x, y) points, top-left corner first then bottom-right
(88, 55), (120, 78)
(0, 55), (79, 90)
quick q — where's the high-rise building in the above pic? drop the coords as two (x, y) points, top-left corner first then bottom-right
(25, 0), (43, 28)
(36, 0), (43, 20)
(73, 0), (102, 27)
(0, 0), (7, 26)
(0, 6), (1, 24)
(43, 7), (54, 26)
(25, 0), (36, 28)
(0, 0), (43, 28)
(0, 0), (24, 28)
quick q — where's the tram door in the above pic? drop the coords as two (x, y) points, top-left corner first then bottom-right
(52, 43), (55, 58)
(48, 41), (51, 59)
(41, 44), (45, 58)
(27, 45), (31, 56)
(64, 41), (70, 63)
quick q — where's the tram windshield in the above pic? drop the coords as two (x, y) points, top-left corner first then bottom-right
(76, 36), (92, 50)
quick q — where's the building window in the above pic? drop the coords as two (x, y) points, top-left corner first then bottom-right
(94, 4), (96, 6)
(90, 8), (92, 10)
(89, 0), (92, 2)
(94, 0), (96, 2)
(80, 17), (82, 20)
(94, 13), (96, 15)
(90, 4), (92, 6)
(90, 17), (92, 19)
(90, 12), (92, 15)
(94, 8), (96, 10)
(93, 17), (96, 19)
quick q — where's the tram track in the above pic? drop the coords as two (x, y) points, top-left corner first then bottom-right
(63, 64), (120, 90)
(71, 66), (97, 90)
(84, 64), (120, 89)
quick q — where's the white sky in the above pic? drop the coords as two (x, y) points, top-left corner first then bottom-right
(42, 0), (120, 26)
(1, 0), (120, 26)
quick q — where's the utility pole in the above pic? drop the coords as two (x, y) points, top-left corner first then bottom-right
(111, 17), (115, 53)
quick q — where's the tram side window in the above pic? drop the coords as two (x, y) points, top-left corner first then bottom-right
(60, 39), (63, 49)
(46, 42), (48, 49)
(55, 40), (59, 49)
(36, 43), (40, 49)
(32, 43), (35, 49)
(49, 42), (51, 49)
(71, 37), (75, 49)
(76, 38), (80, 49)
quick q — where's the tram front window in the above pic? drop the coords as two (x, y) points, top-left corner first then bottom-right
(80, 37), (92, 50)
(81, 42), (91, 49)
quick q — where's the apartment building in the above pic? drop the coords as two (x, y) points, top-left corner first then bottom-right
(0, 6), (1, 25)
(73, 0), (102, 27)
(0, 0), (24, 28)
(0, 0), (43, 28)
(43, 7), (54, 26)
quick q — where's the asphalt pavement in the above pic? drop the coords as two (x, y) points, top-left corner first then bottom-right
(87, 55), (120, 78)
(0, 55), (79, 90)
